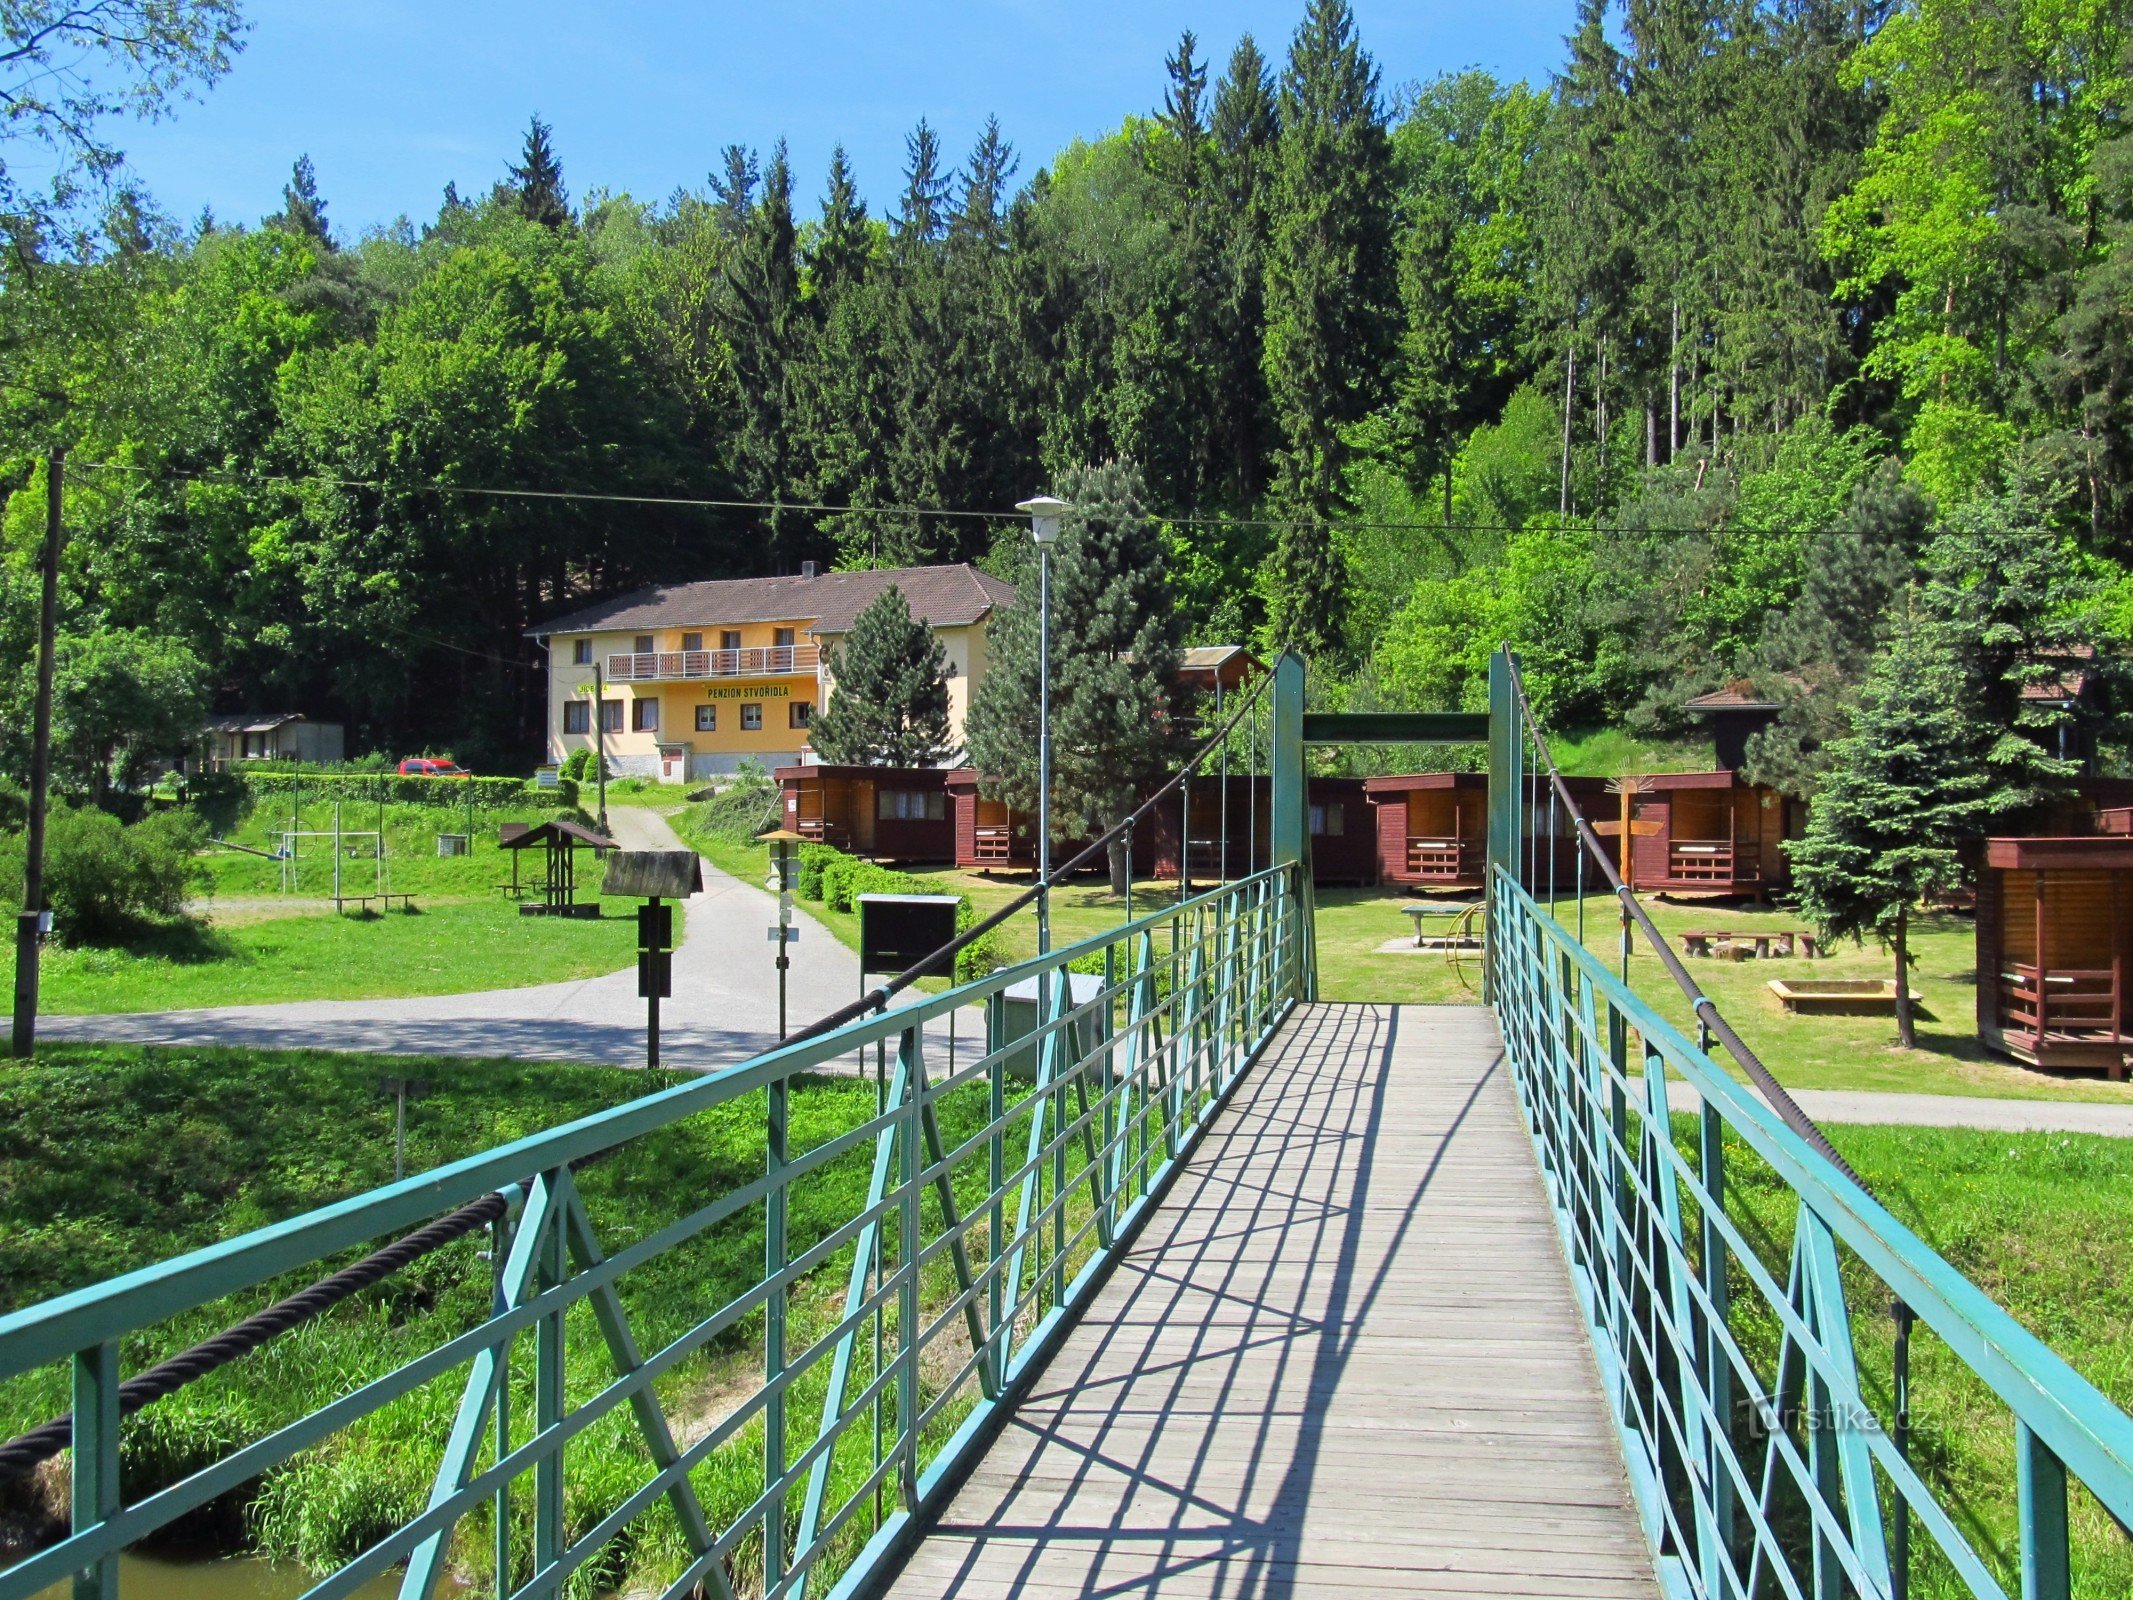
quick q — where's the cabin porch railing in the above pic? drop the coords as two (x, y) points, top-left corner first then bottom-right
(1998, 964), (2122, 1045)
(0, 864), (1305, 1600)
(1666, 839), (1761, 884)
(1407, 835), (1482, 880)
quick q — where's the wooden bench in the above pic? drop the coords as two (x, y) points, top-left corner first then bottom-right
(1683, 929), (1818, 959)
(334, 893), (417, 915)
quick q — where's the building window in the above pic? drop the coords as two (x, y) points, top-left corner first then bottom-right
(633, 634), (655, 655)
(773, 627), (796, 648)
(742, 703), (763, 730)
(600, 700), (624, 733)
(1310, 803), (1345, 837)
(695, 704), (716, 732)
(790, 701), (813, 729)
(681, 632), (703, 652)
(633, 699), (660, 733)
(878, 790), (946, 822)
(571, 639), (592, 665)
(563, 701), (590, 735)
(720, 630), (742, 651)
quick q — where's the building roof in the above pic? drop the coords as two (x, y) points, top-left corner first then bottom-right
(1682, 679), (1784, 713)
(204, 713), (310, 734)
(531, 564), (1016, 639)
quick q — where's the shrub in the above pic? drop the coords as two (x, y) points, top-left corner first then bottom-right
(796, 843), (996, 980)
(559, 748), (611, 784)
(682, 776), (781, 846)
(796, 844), (836, 900)
(0, 806), (210, 944)
(238, 771), (573, 811)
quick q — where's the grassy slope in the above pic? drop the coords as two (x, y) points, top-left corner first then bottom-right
(11, 801), (648, 1014)
(0, 1045), (996, 1593)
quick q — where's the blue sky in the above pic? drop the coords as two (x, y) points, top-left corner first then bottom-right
(119, 1), (1577, 236)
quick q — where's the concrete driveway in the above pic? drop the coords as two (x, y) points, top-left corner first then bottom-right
(26, 808), (969, 1072)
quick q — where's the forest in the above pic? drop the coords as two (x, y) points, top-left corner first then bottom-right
(3, 0), (2130, 781)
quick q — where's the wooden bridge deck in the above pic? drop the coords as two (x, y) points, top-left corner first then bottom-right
(885, 1002), (1659, 1599)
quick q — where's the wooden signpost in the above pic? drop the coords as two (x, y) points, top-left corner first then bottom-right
(602, 850), (704, 1069)
(1595, 776), (1661, 890)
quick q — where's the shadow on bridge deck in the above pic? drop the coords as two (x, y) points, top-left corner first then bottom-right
(882, 1002), (1660, 1599)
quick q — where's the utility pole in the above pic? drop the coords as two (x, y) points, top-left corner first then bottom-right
(592, 659), (609, 831)
(11, 451), (63, 1058)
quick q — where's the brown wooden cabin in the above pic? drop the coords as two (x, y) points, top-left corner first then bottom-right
(1133, 775), (1373, 885)
(1621, 772), (1801, 899)
(1977, 834), (2133, 1078)
(775, 765), (955, 863)
(1363, 774), (1608, 894)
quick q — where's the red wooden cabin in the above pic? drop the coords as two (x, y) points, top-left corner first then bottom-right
(1620, 772), (1800, 899)
(775, 765), (955, 863)
(1363, 774), (1608, 893)
(1977, 834), (2133, 1078)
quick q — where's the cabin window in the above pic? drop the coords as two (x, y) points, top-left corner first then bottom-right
(571, 639), (592, 665)
(563, 701), (590, 735)
(1310, 803), (1345, 837)
(695, 704), (716, 732)
(742, 703), (763, 730)
(600, 700), (623, 733)
(632, 699), (659, 733)
(878, 790), (945, 822)
(790, 701), (813, 729)
(720, 630), (742, 651)
(774, 627), (796, 648)
(681, 632), (703, 652)
(633, 635), (655, 655)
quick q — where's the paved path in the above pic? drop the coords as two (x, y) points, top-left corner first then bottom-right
(888, 1003), (1658, 1599)
(1656, 1076), (2133, 1137)
(21, 809), (953, 1072)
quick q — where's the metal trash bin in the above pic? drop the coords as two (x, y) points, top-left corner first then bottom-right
(991, 970), (1108, 1082)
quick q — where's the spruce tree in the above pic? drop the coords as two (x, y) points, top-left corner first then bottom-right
(510, 115), (570, 227)
(719, 141), (806, 564)
(1261, 0), (1397, 658)
(893, 120), (951, 257)
(808, 586), (955, 766)
(809, 145), (871, 308)
(710, 144), (759, 238)
(1210, 34), (1280, 507)
(965, 460), (1187, 894)
(270, 154), (333, 250)
(1789, 600), (1994, 1048)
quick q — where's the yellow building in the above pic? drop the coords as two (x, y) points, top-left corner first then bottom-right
(532, 563), (1015, 780)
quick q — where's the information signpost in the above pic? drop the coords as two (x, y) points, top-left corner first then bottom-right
(601, 850), (704, 1069)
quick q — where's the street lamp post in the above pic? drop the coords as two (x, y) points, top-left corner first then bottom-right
(1017, 495), (1071, 954)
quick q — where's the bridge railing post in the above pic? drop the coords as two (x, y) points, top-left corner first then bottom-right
(1269, 651), (1312, 1002)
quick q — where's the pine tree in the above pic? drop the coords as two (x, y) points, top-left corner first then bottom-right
(808, 586), (955, 765)
(270, 153), (333, 249)
(1261, 0), (1397, 658)
(1744, 461), (1933, 796)
(809, 145), (871, 307)
(510, 115), (570, 228)
(964, 460), (1187, 893)
(1210, 34), (1280, 507)
(1921, 483), (2094, 826)
(1789, 599), (1994, 1048)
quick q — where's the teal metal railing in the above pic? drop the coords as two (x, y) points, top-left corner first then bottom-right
(1484, 651), (2133, 1600)
(0, 864), (1305, 1600)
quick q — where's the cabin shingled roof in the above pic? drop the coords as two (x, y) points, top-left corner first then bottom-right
(530, 564), (1016, 639)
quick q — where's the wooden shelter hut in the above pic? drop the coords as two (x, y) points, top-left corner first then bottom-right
(1364, 774), (1608, 893)
(1616, 772), (1800, 898)
(946, 769), (1030, 871)
(500, 818), (617, 918)
(775, 764), (955, 863)
(1977, 834), (2133, 1078)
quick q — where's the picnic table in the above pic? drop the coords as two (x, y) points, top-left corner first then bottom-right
(1682, 929), (1816, 959)
(1403, 902), (1483, 948)
(334, 892), (417, 915)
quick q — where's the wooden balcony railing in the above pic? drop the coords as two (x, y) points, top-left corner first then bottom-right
(1408, 836), (1482, 881)
(1667, 840), (1761, 884)
(606, 645), (820, 682)
(973, 825), (1015, 863)
(2000, 964), (2122, 1043)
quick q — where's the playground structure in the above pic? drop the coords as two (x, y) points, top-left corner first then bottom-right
(273, 800), (413, 913)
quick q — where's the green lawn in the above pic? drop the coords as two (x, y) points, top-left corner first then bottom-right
(0, 1044), (1003, 1593)
(3, 897), (640, 1014)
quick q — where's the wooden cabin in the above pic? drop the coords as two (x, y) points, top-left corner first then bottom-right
(1363, 774), (1608, 894)
(775, 765), (955, 863)
(1977, 835), (2133, 1078)
(1619, 772), (1800, 899)
(1134, 775), (1371, 885)
(947, 769), (1033, 871)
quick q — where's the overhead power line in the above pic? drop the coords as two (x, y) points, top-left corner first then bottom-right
(69, 458), (1884, 544)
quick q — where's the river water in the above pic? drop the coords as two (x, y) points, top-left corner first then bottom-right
(24, 1552), (406, 1598)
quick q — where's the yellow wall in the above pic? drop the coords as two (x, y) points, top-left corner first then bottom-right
(547, 614), (988, 777)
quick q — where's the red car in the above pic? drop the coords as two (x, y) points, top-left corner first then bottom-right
(398, 758), (468, 777)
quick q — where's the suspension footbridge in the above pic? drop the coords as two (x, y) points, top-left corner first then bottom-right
(1, 651), (2129, 1600)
